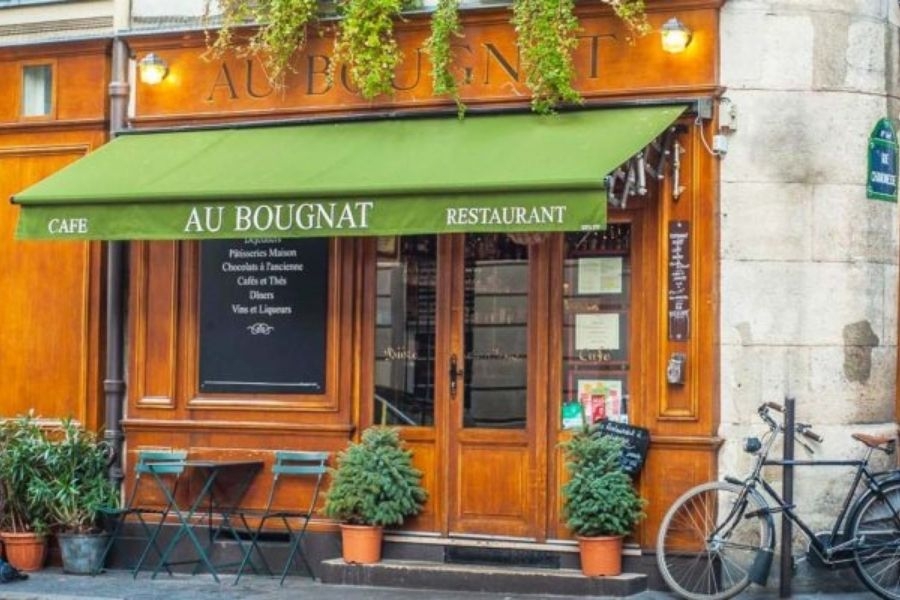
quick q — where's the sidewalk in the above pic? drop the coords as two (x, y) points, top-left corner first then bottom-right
(0, 568), (877, 600)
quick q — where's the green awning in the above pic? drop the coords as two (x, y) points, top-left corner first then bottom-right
(13, 105), (685, 240)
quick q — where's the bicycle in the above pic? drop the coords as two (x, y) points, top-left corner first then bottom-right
(656, 401), (900, 600)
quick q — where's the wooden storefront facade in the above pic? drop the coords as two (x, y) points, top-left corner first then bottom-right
(1, 0), (723, 565)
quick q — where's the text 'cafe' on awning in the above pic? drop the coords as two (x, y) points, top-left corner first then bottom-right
(6, 0), (722, 584)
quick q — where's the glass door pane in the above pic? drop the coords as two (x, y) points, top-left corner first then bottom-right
(373, 235), (437, 426)
(462, 234), (529, 429)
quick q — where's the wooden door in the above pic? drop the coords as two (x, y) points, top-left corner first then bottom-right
(371, 233), (546, 539)
(446, 234), (545, 539)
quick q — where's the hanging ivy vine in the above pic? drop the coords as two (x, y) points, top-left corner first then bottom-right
(331, 0), (405, 99)
(512, 0), (580, 114)
(206, 0), (649, 112)
(204, 0), (319, 86)
(424, 0), (464, 114)
(513, 0), (648, 113)
(603, 0), (650, 36)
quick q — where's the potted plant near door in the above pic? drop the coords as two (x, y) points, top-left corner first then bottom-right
(560, 426), (646, 576)
(324, 427), (427, 563)
(35, 418), (118, 574)
(0, 412), (53, 571)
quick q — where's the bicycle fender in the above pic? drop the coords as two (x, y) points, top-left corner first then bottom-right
(846, 478), (900, 538)
(743, 486), (777, 586)
(871, 471), (900, 486)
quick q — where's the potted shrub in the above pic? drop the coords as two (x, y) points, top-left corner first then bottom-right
(324, 427), (427, 563)
(560, 426), (645, 576)
(0, 412), (53, 571)
(34, 418), (118, 574)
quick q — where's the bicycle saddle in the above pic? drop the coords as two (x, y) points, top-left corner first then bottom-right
(852, 432), (894, 448)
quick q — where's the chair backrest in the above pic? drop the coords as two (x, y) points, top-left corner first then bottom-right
(135, 449), (188, 475)
(264, 451), (329, 513)
(273, 451), (329, 476)
(121, 449), (187, 509)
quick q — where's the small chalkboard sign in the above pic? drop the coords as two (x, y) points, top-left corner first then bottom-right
(593, 421), (650, 477)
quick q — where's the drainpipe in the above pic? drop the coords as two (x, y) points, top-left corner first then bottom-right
(104, 34), (129, 489)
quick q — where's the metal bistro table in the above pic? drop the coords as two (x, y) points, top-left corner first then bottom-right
(147, 458), (264, 583)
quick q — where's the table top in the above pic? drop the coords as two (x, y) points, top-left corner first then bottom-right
(182, 459), (264, 469)
(145, 458), (264, 470)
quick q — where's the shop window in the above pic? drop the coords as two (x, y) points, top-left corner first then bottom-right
(560, 224), (631, 430)
(462, 233), (528, 429)
(22, 64), (53, 118)
(374, 235), (437, 426)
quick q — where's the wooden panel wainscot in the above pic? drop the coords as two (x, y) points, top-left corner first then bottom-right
(0, 40), (108, 427)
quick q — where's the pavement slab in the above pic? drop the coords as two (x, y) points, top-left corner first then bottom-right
(0, 568), (878, 600)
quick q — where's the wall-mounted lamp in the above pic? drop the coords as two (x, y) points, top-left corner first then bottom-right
(138, 53), (168, 85)
(661, 18), (692, 54)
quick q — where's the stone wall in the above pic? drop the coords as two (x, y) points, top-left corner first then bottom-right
(719, 0), (900, 570)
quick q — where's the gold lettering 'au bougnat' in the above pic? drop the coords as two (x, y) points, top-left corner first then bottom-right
(184, 202), (374, 234)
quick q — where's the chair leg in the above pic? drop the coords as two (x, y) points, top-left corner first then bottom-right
(133, 513), (175, 578)
(234, 515), (275, 585)
(92, 515), (123, 576)
(279, 518), (313, 585)
(238, 513), (273, 577)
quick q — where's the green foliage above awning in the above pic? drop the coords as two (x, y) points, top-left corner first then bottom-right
(13, 106), (685, 240)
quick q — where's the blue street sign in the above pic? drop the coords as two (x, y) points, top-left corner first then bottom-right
(867, 118), (898, 202)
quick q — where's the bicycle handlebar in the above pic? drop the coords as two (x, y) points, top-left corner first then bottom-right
(797, 424), (824, 443)
(758, 403), (824, 443)
(797, 429), (825, 443)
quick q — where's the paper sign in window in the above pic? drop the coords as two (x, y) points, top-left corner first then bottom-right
(575, 313), (620, 351)
(577, 257), (623, 295)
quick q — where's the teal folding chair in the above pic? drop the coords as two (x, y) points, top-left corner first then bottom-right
(95, 449), (187, 577)
(232, 451), (329, 585)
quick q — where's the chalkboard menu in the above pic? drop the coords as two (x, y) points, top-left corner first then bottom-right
(593, 420), (650, 477)
(199, 238), (328, 394)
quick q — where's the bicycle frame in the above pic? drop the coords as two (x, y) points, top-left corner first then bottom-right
(732, 411), (898, 568)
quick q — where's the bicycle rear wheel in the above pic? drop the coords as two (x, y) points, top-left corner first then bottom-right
(657, 481), (771, 600)
(850, 480), (900, 599)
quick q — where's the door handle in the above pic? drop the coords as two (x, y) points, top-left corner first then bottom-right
(449, 353), (464, 399)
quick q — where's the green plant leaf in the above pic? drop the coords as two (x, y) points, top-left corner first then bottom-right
(559, 427), (646, 537)
(324, 427), (427, 526)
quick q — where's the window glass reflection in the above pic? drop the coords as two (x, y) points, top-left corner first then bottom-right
(374, 235), (436, 426)
(462, 233), (529, 429)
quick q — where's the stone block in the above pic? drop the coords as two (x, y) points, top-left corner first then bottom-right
(723, 0), (885, 19)
(884, 263), (899, 345)
(721, 342), (896, 427)
(720, 182), (812, 261)
(843, 19), (887, 93)
(721, 90), (888, 186)
(720, 344), (812, 414)
(721, 11), (813, 90)
(721, 259), (886, 345)
(810, 184), (899, 264)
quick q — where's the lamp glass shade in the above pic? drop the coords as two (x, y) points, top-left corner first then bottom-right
(138, 53), (168, 85)
(661, 18), (692, 54)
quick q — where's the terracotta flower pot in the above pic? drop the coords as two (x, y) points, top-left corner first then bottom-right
(0, 532), (48, 572)
(577, 534), (623, 577)
(339, 524), (383, 564)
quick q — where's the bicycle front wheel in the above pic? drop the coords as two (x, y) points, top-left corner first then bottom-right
(657, 481), (772, 600)
(850, 480), (900, 599)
